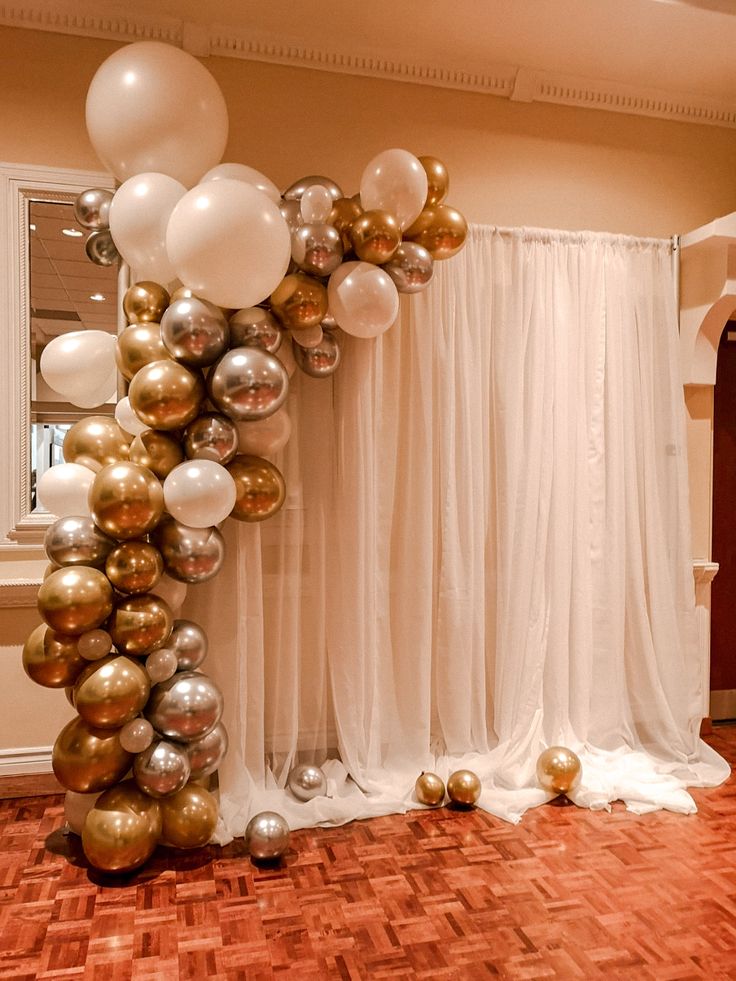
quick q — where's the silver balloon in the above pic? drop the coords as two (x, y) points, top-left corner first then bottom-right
(184, 413), (239, 465)
(145, 670), (223, 742)
(282, 176), (343, 202)
(208, 347), (289, 422)
(292, 329), (341, 378)
(161, 297), (229, 367)
(167, 619), (208, 671)
(287, 763), (327, 802)
(152, 516), (225, 584)
(85, 229), (119, 266)
(229, 308), (282, 354)
(133, 738), (191, 798)
(245, 811), (290, 861)
(44, 516), (114, 568)
(279, 199), (303, 235)
(74, 188), (113, 230)
(383, 241), (435, 294)
(186, 722), (229, 779)
(291, 223), (343, 277)
(321, 311), (338, 330)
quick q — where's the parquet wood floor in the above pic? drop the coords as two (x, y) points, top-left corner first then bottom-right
(2, 731), (736, 980)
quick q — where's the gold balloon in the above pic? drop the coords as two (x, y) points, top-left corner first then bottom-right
(415, 771), (445, 806)
(270, 273), (328, 331)
(63, 416), (131, 472)
(418, 155), (449, 207)
(329, 196), (363, 250)
(128, 359), (205, 431)
(89, 461), (164, 541)
(22, 623), (86, 688)
(404, 204), (468, 260)
(74, 654), (151, 729)
(536, 746), (582, 796)
(52, 716), (133, 793)
(447, 769), (481, 807)
(82, 805), (158, 873)
(108, 594), (173, 656)
(227, 455), (286, 522)
(159, 783), (218, 849)
(94, 779), (162, 837)
(116, 323), (172, 382)
(129, 429), (184, 479)
(350, 209), (401, 264)
(105, 541), (164, 595)
(123, 281), (170, 324)
(43, 562), (60, 580)
(37, 567), (113, 636)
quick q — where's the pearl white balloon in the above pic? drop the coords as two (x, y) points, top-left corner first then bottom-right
(146, 648), (178, 684)
(236, 407), (292, 457)
(360, 148), (428, 230)
(166, 179), (291, 309)
(152, 574), (188, 612)
(37, 463), (94, 517)
(163, 460), (237, 528)
(327, 262), (399, 338)
(119, 717), (154, 754)
(40, 331), (117, 408)
(64, 790), (101, 835)
(85, 41), (228, 186)
(292, 324), (323, 349)
(109, 172), (186, 282)
(300, 184), (333, 223)
(115, 396), (149, 437)
(200, 163), (281, 203)
(78, 629), (113, 661)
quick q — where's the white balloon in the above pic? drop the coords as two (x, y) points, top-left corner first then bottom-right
(300, 185), (333, 223)
(152, 575), (188, 611)
(119, 717), (154, 754)
(115, 396), (149, 437)
(166, 179), (291, 309)
(64, 790), (101, 835)
(327, 262), (399, 339)
(200, 163), (281, 203)
(163, 459), (237, 528)
(109, 172), (186, 282)
(85, 41), (228, 186)
(292, 325), (323, 349)
(40, 331), (117, 408)
(236, 408), (292, 457)
(37, 463), (94, 517)
(360, 148), (428, 230)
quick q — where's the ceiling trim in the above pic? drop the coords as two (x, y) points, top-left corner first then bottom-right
(2, 2), (736, 130)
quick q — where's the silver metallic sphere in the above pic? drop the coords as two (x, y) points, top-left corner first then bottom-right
(208, 347), (289, 422)
(152, 516), (225, 584)
(291, 223), (344, 277)
(85, 229), (119, 266)
(168, 619), (208, 671)
(279, 199), (303, 235)
(184, 412), (239, 465)
(161, 297), (229, 367)
(245, 811), (290, 861)
(287, 763), (327, 802)
(44, 516), (114, 568)
(383, 241), (435, 294)
(282, 176), (343, 202)
(186, 722), (229, 779)
(145, 670), (224, 742)
(74, 187), (113, 230)
(292, 329), (341, 378)
(134, 738), (191, 798)
(229, 307), (283, 354)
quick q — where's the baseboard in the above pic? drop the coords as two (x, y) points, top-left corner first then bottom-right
(0, 745), (53, 775)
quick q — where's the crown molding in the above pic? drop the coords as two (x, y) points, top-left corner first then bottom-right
(1, 2), (735, 129)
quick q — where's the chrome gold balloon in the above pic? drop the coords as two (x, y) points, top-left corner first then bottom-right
(291, 223), (343, 277)
(292, 329), (341, 378)
(350, 209), (401, 264)
(44, 516), (115, 569)
(207, 347), (288, 422)
(536, 746), (582, 796)
(151, 516), (225, 584)
(82, 781), (161, 872)
(89, 461), (164, 541)
(105, 541), (164, 595)
(63, 416), (131, 471)
(129, 429), (184, 479)
(128, 359), (205, 431)
(74, 654), (151, 729)
(404, 204), (468, 260)
(329, 196), (363, 251)
(415, 771), (445, 806)
(183, 413), (238, 465)
(227, 455), (286, 523)
(383, 242), (435, 294)
(37, 567), (113, 636)
(447, 769), (481, 807)
(22, 623), (86, 688)
(123, 281), (170, 324)
(270, 273), (328, 332)
(93, 779), (163, 838)
(145, 671), (224, 742)
(108, 594), (173, 656)
(418, 155), (449, 207)
(52, 716), (133, 793)
(134, 739), (191, 798)
(161, 296), (229, 367)
(229, 307), (283, 354)
(116, 322), (171, 381)
(159, 783), (218, 848)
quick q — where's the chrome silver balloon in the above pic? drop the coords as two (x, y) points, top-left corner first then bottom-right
(287, 763), (327, 802)
(44, 516), (115, 568)
(291, 223), (343, 277)
(321, 311), (338, 330)
(74, 188), (113, 230)
(383, 241), (435, 294)
(161, 297), (229, 367)
(279, 199), (303, 235)
(184, 412), (239, 465)
(245, 811), (290, 861)
(229, 308), (282, 355)
(169, 619), (208, 671)
(208, 347), (289, 422)
(145, 670), (224, 742)
(186, 722), (228, 779)
(292, 329), (341, 378)
(282, 176), (343, 202)
(85, 229), (119, 266)
(133, 738), (191, 798)
(152, 516), (225, 584)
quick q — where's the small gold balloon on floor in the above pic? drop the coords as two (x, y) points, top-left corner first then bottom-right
(128, 359), (205, 431)
(129, 429), (184, 479)
(37, 567), (113, 636)
(74, 654), (151, 729)
(536, 746), (582, 796)
(415, 771), (445, 806)
(227, 455), (286, 522)
(418, 155), (449, 207)
(52, 716), (133, 793)
(404, 204), (468, 260)
(123, 280), (170, 324)
(22, 623), (86, 688)
(159, 783), (218, 849)
(89, 461), (164, 541)
(350, 209), (401, 264)
(270, 273), (328, 331)
(116, 322), (172, 381)
(105, 540), (163, 595)
(108, 594), (173, 656)
(329, 196), (363, 250)
(62, 416), (130, 472)
(447, 769), (481, 807)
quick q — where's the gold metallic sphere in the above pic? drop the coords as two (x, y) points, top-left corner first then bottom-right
(82, 805), (158, 873)
(22, 623), (86, 688)
(329, 197), (363, 251)
(62, 416), (131, 472)
(129, 429), (184, 479)
(159, 783), (218, 849)
(536, 746), (582, 796)
(93, 779), (162, 838)
(123, 281), (170, 324)
(105, 541), (164, 595)
(74, 654), (151, 729)
(270, 273), (328, 331)
(128, 359), (206, 431)
(116, 322), (172, 382)
(447, 769), (481, 807)
(350, 209), (401, 264)
(418, 155), (449, 207)
(37, 567), (114, 636)
(89, 461), (164, 541)
(108, 594), (173, 656)
(404, 204), (468, 260)
(52, 716), (133, 793)
(227, 454), (286, 523)
(415, 771), (445, 807)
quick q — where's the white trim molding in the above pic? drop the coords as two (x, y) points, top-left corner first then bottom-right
(0, 577), (42, 608)
(0, 745), (52, 775)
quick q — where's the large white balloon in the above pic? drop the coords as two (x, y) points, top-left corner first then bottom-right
(85, 41), (228, 186)
(327, 262), (399, 339)
(109, 173), (186, 282)
(166, 179), (291, 309)
(37, 463), (94, 517)
(200, 163), (281, 203)
(236, 408), (292, 457)
(114, 396), (148, 437)
(360, 148), (428, 230)
(163, 460), (237, 528)
(40, 331), (117, 408)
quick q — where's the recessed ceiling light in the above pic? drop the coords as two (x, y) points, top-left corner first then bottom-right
(62, 227), (83, 238)
(89, 293), (106, 302)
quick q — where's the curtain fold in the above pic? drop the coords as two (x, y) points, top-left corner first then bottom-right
(186, 224), (728, 844)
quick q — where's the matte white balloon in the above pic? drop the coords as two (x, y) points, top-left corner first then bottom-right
(77, 629), (113, 661)
(109, 172), (186, 282)
(40, 331), (117, 408)
(163, 460), (237, 528)
(119, 717), (154, 754)
(151, 574), (188, 612)
(64, 790), (101, 835)
(300, 184), (333, 223)
(85, 41), (228, 186)
(327, 262), (399, 338)
(200, 163), (281, 203)
(166, 179), (291, 309)
(292, 324), (323, 349)
(236, 408), (292, 457)
(146, 648), (179, 684)
(115, 396), (149, 437)
(37, 463), (94, 517)
(360, 148), (428, 230)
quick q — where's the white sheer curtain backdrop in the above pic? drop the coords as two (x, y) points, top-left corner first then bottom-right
(187, 225), (729, 843)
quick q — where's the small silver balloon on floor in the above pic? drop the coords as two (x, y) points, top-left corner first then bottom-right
(245, 811), (290, 861)
(287, 763), (327, 802)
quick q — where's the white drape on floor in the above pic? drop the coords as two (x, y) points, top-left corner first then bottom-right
(187, 224), (729, 843)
